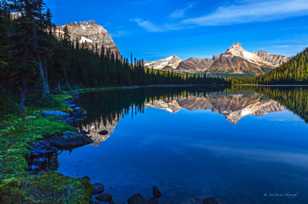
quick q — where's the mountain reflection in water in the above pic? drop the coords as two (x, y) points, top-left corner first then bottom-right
(59, 87), (308, 204)
(75, 87), (297, 144)
(146, 92), (284, 124)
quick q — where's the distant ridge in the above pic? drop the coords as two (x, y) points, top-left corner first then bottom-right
(257, 48), (308, 83)
(145, 56), (182, 70)
(145, 43), (289, 76)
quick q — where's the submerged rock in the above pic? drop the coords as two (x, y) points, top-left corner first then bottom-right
(128, 193), (147, 204)
(202, 197), (220, 204)
(96, 193), (113, 202)
(29, 99), (91, 173)
(152, 186), (161, 198)
(28, 131), (92, 172)
(92, 183), (105, 195)
(148, 198), (159, 204)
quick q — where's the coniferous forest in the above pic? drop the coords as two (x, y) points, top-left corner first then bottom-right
(231, 48), (308, 85)
(256, 48), (308, 84)
(2, 1), (308, 204)
(0, 0), (227, 113)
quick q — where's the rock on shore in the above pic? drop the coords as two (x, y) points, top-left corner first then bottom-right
(29, 98), (92, 172)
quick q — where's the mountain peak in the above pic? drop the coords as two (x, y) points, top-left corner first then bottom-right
(208, 43), (289, 75)
(145, 43), (289, 75)
(165, 55), (181, 60)
(56, 21), (119, 56)
(230, 43), (243, 49)
(226, 43), (248, 56)
(145, 56), (182, 70)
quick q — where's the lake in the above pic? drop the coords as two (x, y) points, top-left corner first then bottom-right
(58, 87), (308, 204)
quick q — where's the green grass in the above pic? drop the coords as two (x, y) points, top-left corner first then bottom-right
(0, 173), (93, 204)
(0, 94), (92, 204)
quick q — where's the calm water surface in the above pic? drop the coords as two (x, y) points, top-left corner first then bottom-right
(58, 87), (308, 204)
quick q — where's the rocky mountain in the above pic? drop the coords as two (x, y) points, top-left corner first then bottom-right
(145, 56), (182, 70)
(146, 92), (284, 124)
(256, 51), (289, 67)
(208, 43), (289, 75)
(177, 57), (213, 72)
(257, 48), (308, 83)
(145, 43), (289, 75)
(56, 21), (120, 56)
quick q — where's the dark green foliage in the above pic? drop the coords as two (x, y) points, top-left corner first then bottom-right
(0, 2), (10, 80)
(257, 48), (308, 84)
(46, 38), (226, 89)
(255, 87), (308, 122)
(0, 173), (92, 204)
(0, 0), (227, 104)
(229, 86), (308, 122)
(232, 48), (308, 85)
(0, 93), (87, 204)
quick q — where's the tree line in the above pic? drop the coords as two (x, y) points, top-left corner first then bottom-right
(254, 87), (308, 122)
(0, 0), (227, 113)
(257, 48), (308, 84)
(231, 48), (308, 85)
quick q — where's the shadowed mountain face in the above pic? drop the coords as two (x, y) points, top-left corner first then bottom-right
(146, 92), (284, 124)
(177, 57), (214, 72)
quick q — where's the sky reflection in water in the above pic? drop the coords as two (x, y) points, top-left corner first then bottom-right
(59, 88), (308, 204)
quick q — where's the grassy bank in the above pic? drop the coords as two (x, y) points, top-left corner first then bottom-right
(0, 94), (93, 204)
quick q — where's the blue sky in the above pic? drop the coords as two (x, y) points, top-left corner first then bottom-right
(45, 0), (308, 60)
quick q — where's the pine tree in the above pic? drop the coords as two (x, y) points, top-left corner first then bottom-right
(0, 2), (9, 70)
(21, 0), (51, 98)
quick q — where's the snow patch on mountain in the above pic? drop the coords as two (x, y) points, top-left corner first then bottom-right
(145, 56), (182, 70)
(79, 36), (93, 44)
(225, 43), (273, 67)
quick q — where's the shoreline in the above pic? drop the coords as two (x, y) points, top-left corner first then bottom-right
(0, 92), (170, 203)
(0, 94), (94, 203)
(63, 83), (228, 94)
(1, 84), (304, 203)
(65, 84), (308, 96)
(232, 84), (308, 87)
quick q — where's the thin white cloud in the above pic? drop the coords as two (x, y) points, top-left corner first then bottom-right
(130, 18), (185, 33)
(131, 18), (163, 32)
(183, 0), (308, 26)
(258, 37), (308, 56)
(169, 3), (194, 19)
(132, 0), (308, 32)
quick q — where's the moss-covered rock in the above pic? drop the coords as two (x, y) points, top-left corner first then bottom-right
(0, 113), (73, 180)
(0, 173), (92, 204)
(0, 93), (92, 204)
